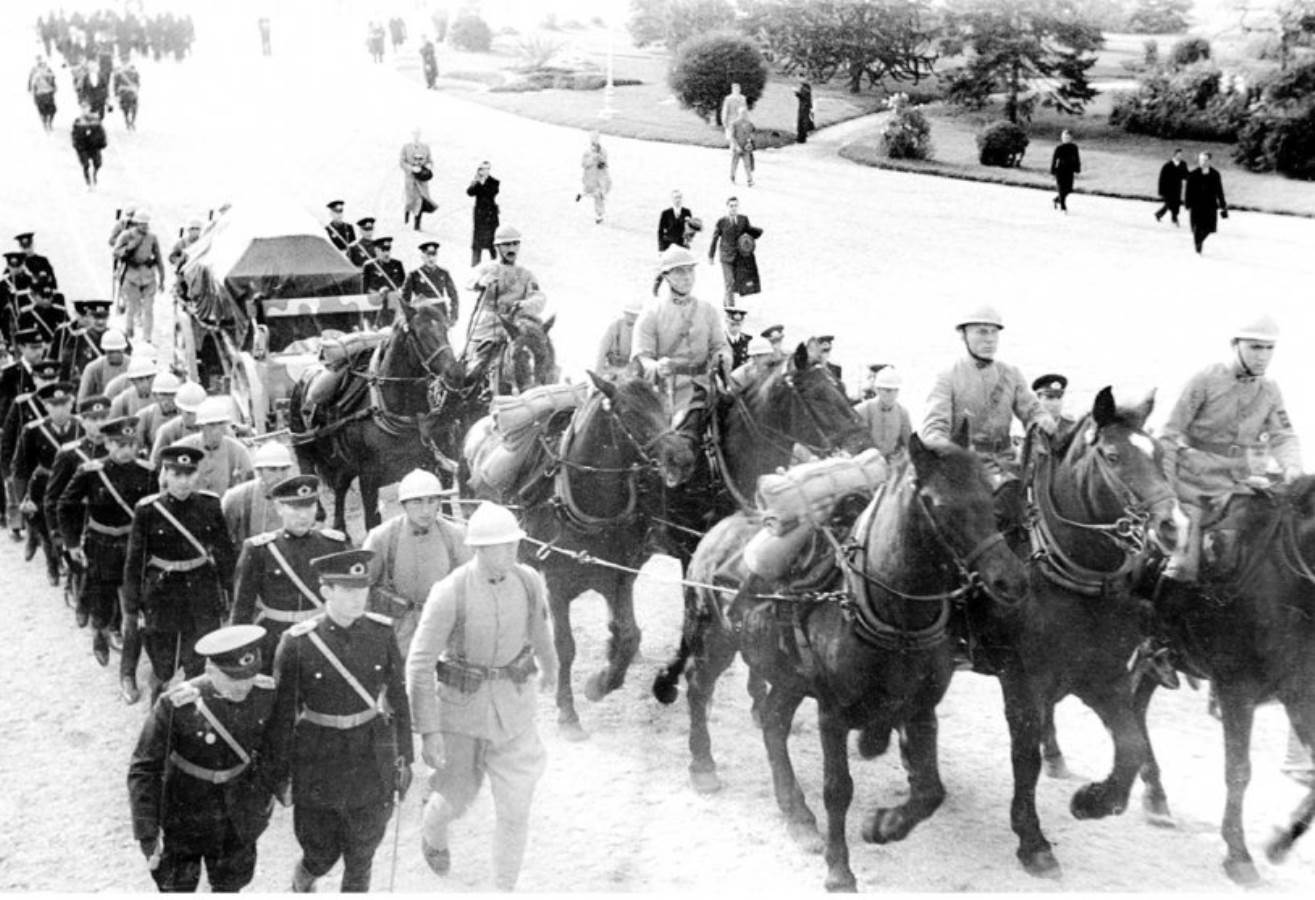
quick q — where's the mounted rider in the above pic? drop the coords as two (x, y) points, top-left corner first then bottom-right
(465, 225), (546, 394)
(629, 246), (731, 446)
(1159, 315), (1302, 583)
(921, 305), (1055, 539)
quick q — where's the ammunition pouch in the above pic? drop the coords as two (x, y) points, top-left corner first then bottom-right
(436, 645), (537, 693)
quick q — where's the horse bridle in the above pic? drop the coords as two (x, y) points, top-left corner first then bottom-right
(550, 393), (676, 477)
(367, 312), (456, 385)
(730, 372), (864, 460)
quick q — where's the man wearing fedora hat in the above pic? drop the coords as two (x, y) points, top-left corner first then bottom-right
(706, 196), (762, 308)
(231, 473), (350, 668)
(172, 397), (254, 496)
(594, 298), (644, 381)
(128, 624), (279, 892)
(77, 326), (130, 403)
(268, 548), (413, 894)
(150, 381), (207, 466)
(59, 415), (157, 673)
(324, 201), (356, 255)
(221, 441), (298, 545)
(363, 468), (470, 657)
(406, 502), (556, 891)
(401, 241), (459, 321)
(12, 381), (81, 581)
(123, 445), (237, 699)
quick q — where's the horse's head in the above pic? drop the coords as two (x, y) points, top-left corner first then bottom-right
(753, 343), (870, 457)
(1056, 386), (1182, 557)
(910, 434), (1030, 607)
(589, 366), (696, 488)
(402, 299), (459, 381)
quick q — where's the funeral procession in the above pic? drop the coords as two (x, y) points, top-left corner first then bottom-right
(6, 0), (1315, 893)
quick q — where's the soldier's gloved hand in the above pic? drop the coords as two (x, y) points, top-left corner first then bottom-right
(69, 547), (88, 567)
(139, 836), (159, 860)
(656, 357), (674, 378)
(395, 759), (413, 800)
(421, 732), (444, 770)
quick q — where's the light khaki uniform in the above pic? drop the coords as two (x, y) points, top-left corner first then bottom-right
(173, 433), (254, 496)
(363, 514), (471, 657)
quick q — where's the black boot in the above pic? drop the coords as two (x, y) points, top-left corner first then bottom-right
(93, 629), (110, 666)
(414, 211), (423, 231)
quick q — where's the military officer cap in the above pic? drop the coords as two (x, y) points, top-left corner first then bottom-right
(3, 250), (26, 265)
(374, 236), (394, 251)
(1031, 374), (1068, 396)
(270, 474), (321, 506)
(78, 394), (112, 418)
(15, 328), (46, 346)
(159, 445), (205, 472)
(14, 232), (35, 245)
(327, 200), (345, 211)
(814, 335), (835, 349)
(37, 381), (77, 404)
(75, 299), (113, 316)
(195, 625), (267, 679)
(867, 363), (889, 374)
(356, 216), (376, 230)
(417, 240), (440, 253)
(761, 325), (785, 341)
(310, 549), (376, 587)
(101, 416), (140, 442)
(724, 308), (747, 321)
(32, 360), (62, 380)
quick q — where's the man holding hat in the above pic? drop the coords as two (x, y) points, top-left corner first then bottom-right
(123, 445), (238, 698)
(361, 236), (407, 302)
(406, 501), (556, 890)
(723, 307), (751, 371)
(1031, 373), (1076, 442)
(401, 241), (459, 320)
(855, 367), (912, 461)
(14, 231), (58, 291)
(221, 441), (298, 545)
(130, 370), (181, 448)
(111, 210), (165, 341)
(59, 415), (157, 671)
(58, 299), (112, 383)
(268, 548), (413, 893)
(109, 355), (158, 417)
(231, 473), (350, 666)
(466, 225), (547, 391)
(44, 394), (113, 601)
(167, 219), (204, 273)
(173, 398), (254, 496)
(347, 217), (378, 268)
(151, 381), (207, 466)
(706, 196), (762, 308)
(363, 468), (470, 657)
(2, 356), (59, 539)
(325, 201), (356, 254)
(12, 380), (80, 581)
(594, 299), (643, 381)
(77, 326), (130, 402)
(127, 623), (279, 892)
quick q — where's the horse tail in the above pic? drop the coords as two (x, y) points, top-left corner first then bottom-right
(652, 584), (704, 705)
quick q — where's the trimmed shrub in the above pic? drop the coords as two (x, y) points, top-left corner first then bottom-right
(1126, 0), (1193, 34)
(1234, 103), (1315, 179)
(976, 121), (1028, 167)
(1169, 36), (1211, 70)
(1109, 65), (1251, 141)
(668, 31), (768, 124)
(880, 94), (933, 160)
(451, 15), (493, 52)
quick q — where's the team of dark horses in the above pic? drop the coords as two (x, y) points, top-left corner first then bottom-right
(290, 304), (1315, 890)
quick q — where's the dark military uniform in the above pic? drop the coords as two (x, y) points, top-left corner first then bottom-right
(269, 574), (411, 893)
(12, 407), (80, 581)
(2, 391), (46, 481)
(1, 265), (35, 345)
(17, 296), (68, 347)
(60, 325), (108, 384)
(49, 320), (86, 372)
(361, 255), (405, 295)
(726, 332), (750, 370)
(19, 252), (58, 292)
(231, 527), (350, 670)
(127, 669), (278, 891)
(325, 220), (356, 255)
(123, 479), (238, 685)
(346, 234), (376, 269)
(401, 261), (459, 319)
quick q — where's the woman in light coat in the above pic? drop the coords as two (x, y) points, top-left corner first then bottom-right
(400, 127), (434, 231)
(578, 131), (611, 224)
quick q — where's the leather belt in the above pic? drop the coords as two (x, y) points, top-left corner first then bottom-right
(1186, 436), (1254, 458)
(300, 708), (379, 730)
(666, 361), (708, 376)
(255, 602), (318, 624)
(971, 437), (1014, 454)
(148, 555), (209, 573)
(87, 518), (132, 537)
(168, 751), (248, 784)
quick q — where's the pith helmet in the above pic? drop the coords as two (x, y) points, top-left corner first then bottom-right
(493, 225), (522, 245)
(874, 367), (903, 389)
(657, 246), (697, 274)
(174, 382), (208, 414)
(1234, 315), (1279, 342)
(955, 305), (1004, 331)
(465, 502), (525, 546)
(397, 468), (454, 502)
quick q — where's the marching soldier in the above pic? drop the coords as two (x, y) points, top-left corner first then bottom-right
(268, 549), (413, 893)
(122, 445), (238, 698)
(132, 370), (182, 450)
(406, 502), (557, 890)
(111, 57), (140, 130)
(14, 231), (58, 291)
(362, 468), (469, 657)
(231, 474), (350, 668)
(111, 209), (165, 341)
(127, 624), (279, 892)
(325, 201), (356, 255)
(172, 398), (254, 496)
(77, 325), (129, 401)
(400, 241), (458, 319)
(2, 250), (35, 346)
(61, 298), (114, 383)
(221, 441), (296, 545)
(50, 299), (93, 378)
(44, 394), (112, 612)
(3, 357), (59, 540)
(346, 217), (377, 268)
(361, 236), (405, 317)
(12, 380), (81, 583)
(150, 381), (206, 465)
(108, 354), (158, 417)
(59, 415), (155, 670)
(1, 330), (47, 419)
(167, 219), (203, 272)
(17, 284), (69, 346)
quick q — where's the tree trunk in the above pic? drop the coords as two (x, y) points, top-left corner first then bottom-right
(1006, 59), (1021, 124)
(849, 59), (863, 94)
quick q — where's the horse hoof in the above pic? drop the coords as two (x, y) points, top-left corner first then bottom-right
(1020, 848), (1062, 879)
(1224, 857), (1261, 886)
(1071, 783), (1125, 820)
(823, 869), (858, 893)
(861, 808), (905, 845)
(689, 767), (722, 795)
(786, 819), (824, 854)
(558, 720), (589, 742)
(652, 676), (679, 705)
(584, 671), (610, 703)
(1043, 756), (1073, 780)
(1142, 795), (1176, 829)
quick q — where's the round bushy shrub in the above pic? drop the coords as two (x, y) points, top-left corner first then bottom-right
(668, 31), (768, 124)
(450, 14), (493, 52)
(1169, 36), (1211, 70)
(880, 94), (933, 160)
(976, 121), (1029, 167)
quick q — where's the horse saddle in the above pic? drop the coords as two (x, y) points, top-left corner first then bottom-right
(1200, 491), (1274, 581)
(468, 407), (577, 505)
(303, 336), (382, 427)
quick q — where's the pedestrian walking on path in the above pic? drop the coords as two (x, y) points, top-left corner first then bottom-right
(401, 128), (435, 232)
(578, 132), (611, 225)
(1155, 148), (1188, 225)
(1185, 151), (1228, 255)
(1050, 129), (1080, 213)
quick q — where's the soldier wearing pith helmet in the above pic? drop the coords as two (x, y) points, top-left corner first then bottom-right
(221, 440), (298, 545)
(268, 548), (413, 893)
(230, 473), (350, 670)
(127, 624), (279, 892)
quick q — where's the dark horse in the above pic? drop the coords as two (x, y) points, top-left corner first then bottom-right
(947, 387), (1184, 877)
(1132, 477), (1315, 884)
(463, 367), (695, 740)
(654, 437), (1029, 891)
(290, 300), (459, 533)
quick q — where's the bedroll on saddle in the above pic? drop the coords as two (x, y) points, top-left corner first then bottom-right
(469, 382), (591, 498)
(491, 382), (589, 450)
(745, 449), (889, 581)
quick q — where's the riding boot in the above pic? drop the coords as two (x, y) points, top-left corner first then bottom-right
(1163, 503), (1203, 583)
(414, 211), (423, 231)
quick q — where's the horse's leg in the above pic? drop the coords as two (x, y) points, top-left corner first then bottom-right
(584, 569), (641, 702)
(1041, 701), (1072, 779)
(686, 606), (737, 794)
(1068, 676), (1146, 821)
(1216, 680), (1261, 885)
(1268, 695), (1315, 863)
(747, 669), (768, 729)
(332, 470), (351, 534)
(998, 667), (1061, 878)
(863, 701), (947, 844)
(759, 682), (820, 852)
(818, 704), (858, 892)
(548, 570), (587, 742)
(1133, 677), (1175, 826)
(360, 467), (381, 532)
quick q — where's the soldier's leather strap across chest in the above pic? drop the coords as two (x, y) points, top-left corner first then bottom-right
(266, 541), (324, 611)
